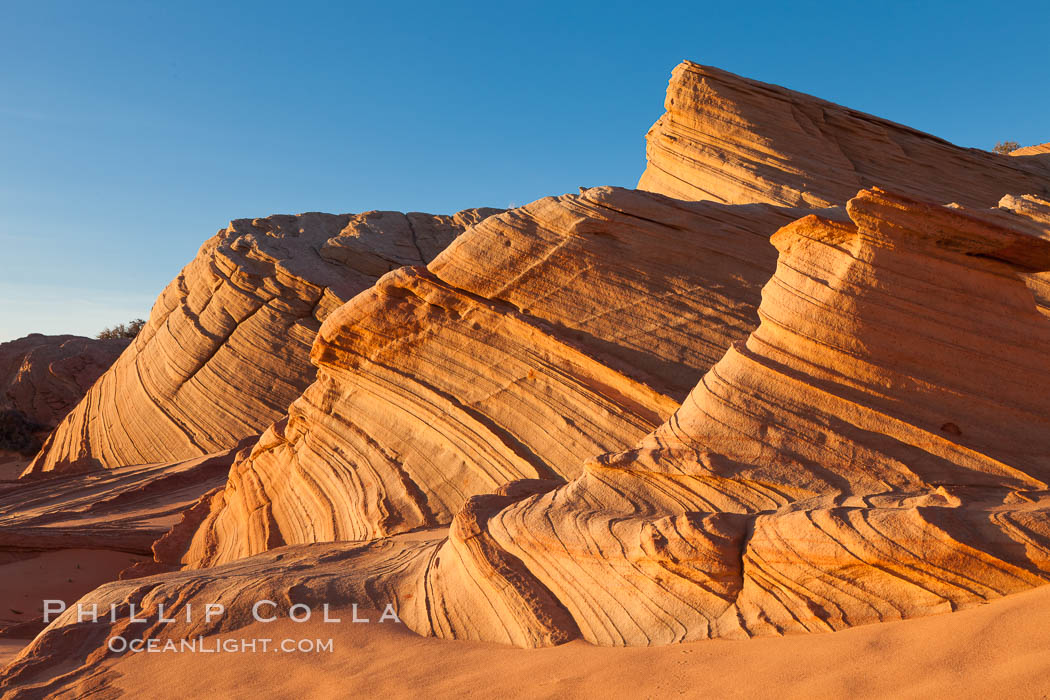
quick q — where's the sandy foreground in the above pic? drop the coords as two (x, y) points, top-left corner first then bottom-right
(0, 456), (28, 481)
(0, 548), (144, 663)
(0, 644), (21, 672)
(0, 584), (1026, 698)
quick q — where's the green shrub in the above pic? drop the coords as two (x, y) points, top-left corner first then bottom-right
(97, 318), (146, 340)
(993, 141), (1021, 154)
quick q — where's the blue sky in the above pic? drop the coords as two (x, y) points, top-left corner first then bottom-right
(2, 0), (1048, 341)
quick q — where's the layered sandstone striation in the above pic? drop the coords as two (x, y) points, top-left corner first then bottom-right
(999, 193), (1050, 227)
(6, 59), (1050, 696)
(0, 443), (251, 556)
(10, 188), (1050, 694)
(0, 443), (251, 645)
(388, 188), (1050, 647)
(638, 62), (1050, 209)
(440, 188), (1050, 645)
(25, 209), (498, 476)
(986, 194), (1050, 317)
(1011, 142), (1050, 157)
(172, 187), (806, 567)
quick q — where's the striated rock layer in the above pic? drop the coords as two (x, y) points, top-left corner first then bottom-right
(638, 62), (1050, 209)
(1000, 193), (1050, 227)
(245, 188), (1050, 647)
(445, 188), (1050, 646)
(25, 208), (498, 476)
(172, 187), (807, 567)
(635, 62), (1050, 321)
(0, 442), (251, 646)
(1011, 142), (1050, 157)
(0, 334), (127, 429)
(0, 443), (251, 557)
(10, 187), (1050, 694)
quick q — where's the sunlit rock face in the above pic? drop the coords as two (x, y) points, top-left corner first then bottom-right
(13, 189), (1050, 688)
(403, 188), (1050, 647)
(638, 62), (1050, 209)
(0, 443), (251, 555)
(25, 208), (498, 476)
(1011, 142), (1050, 157)
(8, 58), (1050, 698)
(173, 187), (807, 567)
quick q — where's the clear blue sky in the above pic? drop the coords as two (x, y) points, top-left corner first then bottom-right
(2, 0), (1048, 341)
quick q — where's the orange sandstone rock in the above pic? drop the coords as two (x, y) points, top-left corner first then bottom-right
(24, 208), (498, 476)
(638, 62), (1050, 208)
(1011, 142), (1050, 157)
(9, 189), (1050, 700)
(451, 188), (1050, 645)
(173, 187), (805, 567)
(7, 59), (1050, 695)
(11, 189), (1050, 685)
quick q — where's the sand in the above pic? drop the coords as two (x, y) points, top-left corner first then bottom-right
(0, 456), (27, 481)
(0, 642), (23, 670)
(102, 585), (1050, 699)
(0, 549), (144, 636)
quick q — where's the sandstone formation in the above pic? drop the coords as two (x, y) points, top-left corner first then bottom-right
(15, 580), (1050, 700)
(440, 188), (1050, 645)
(0, 442), (250, 647)
(1000, 193), (1050, 226)
(638, 63), (1050, 209)
(635, 62), (1050, 323)
(170, 187), (807, 567)
(170, 75), (1050, 568)
(0, 334), (126, 477)
(0, 443), (250, 556)
(1011, 142), (1050, 157)
(10, 187), (1050, 698)
(0, 536), (432, 696)
(984, 194), (1050, 317)
(25, 208), (498, 476)
(5, 59), (1050, 698)
(0, 334), (127, 431)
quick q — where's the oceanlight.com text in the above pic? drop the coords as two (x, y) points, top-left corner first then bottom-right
(107, 636), (335, 654)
